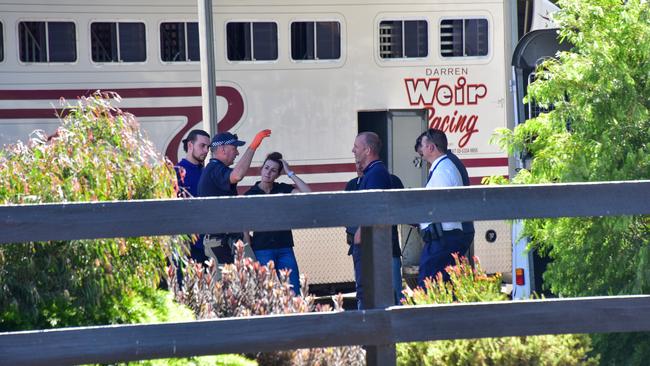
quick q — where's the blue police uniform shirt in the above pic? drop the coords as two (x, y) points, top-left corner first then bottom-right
(244, 182), (295, 250)
(175, 158), (203, 197)
(197, 158), (238, 197)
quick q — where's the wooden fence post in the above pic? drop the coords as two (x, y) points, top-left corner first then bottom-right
(361, 225), (396, 366)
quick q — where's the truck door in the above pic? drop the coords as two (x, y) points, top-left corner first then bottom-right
(511, 28), (571, 299)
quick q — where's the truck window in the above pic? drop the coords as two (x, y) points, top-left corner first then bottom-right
(440, 18), (488, 58)
(379, 20), (428, 59)
(160, 22), (200, 62)
(226, 22), (278, 61)
(290, 21), (341, 61)
(19, 21), (76, 63)
(91, 22), (146, 63)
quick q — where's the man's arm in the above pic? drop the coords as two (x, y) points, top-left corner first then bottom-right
(229, 129), (271, 184)
(230, 147), (255, 184)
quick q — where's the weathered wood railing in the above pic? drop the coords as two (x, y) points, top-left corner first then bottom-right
(1, 180), (649, 365)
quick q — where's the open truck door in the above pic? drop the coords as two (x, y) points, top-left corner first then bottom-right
(510, 28), (572, 299)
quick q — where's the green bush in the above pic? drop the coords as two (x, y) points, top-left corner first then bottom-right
(0, 92), (180, 331)
(397, 255), (598, 366)
(121, 354), (256, 366)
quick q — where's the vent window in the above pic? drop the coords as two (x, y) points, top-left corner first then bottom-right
(291, 21), (341, 60)
(91, 22), (146, 63)
(19, 21), (76, 63)
(440, 18), (488, 57)
(160, 22), (200, 62)
(226, 22), (278, 61)
(379, 20), (427, 59)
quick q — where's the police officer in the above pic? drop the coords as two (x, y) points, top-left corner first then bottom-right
(197, 129), (271, 265)
(415, 129), (473, 286)
(415, 134), (475, 248)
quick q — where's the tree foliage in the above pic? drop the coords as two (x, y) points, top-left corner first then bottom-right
(490, 1), (649, 363)
(493, 0), (650, 296)
(0, 92), (180, 331)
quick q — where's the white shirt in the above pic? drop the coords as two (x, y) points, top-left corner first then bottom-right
(420, 154), (464, 231)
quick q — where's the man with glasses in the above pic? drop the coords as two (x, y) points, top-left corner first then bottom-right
(415, 133), (475, 241)
(197, 129), (271, 265)
(415, 128), (473, 287)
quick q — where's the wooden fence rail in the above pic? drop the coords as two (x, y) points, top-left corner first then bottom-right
(1, 180), (648, 244)
(0, 180), (649, 365)
(3, 295), (650, 365)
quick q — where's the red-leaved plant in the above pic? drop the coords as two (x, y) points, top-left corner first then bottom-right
(169, 242), (365, 366)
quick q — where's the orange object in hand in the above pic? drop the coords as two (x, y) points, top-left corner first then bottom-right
(250, 129), (271, 150)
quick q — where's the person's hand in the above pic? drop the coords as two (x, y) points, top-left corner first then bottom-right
(280, 159), (291, 174)
(354, 228), (361, 245)
(250, 129), (271, 150)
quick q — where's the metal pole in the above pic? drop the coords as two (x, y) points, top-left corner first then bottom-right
(197, 0), (219, 134)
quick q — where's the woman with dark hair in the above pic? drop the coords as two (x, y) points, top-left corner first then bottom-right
(243, 152), (311, 294)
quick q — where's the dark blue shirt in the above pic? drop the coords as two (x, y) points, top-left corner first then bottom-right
(175, 159), (205, 249)
(175, 158), (203, 197)
(244, 182), (295, 250)
(447, 151), (470, 186)
(359, 160), (392, 191)
(357, 160), (401, 257)
(344, 176), (363, 237)
(390, 174), (404, 191)
(197, 158), (237, 197)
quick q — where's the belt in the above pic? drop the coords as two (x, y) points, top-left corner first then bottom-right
(206, 233), (241, 240)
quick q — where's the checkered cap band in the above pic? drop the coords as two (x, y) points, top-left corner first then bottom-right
(209, 132), (245, 147)
(210, 138), (238, 147)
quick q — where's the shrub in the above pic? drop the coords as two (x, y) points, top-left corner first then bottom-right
(110, 289), (257, 366)
(397, 255), (598, 366)
(170, 243), (365, 366)
(401, 254), (506, 305)
(0, 92), (181, 331)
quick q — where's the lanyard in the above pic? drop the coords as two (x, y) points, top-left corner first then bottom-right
(427, 156), (449, 183)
